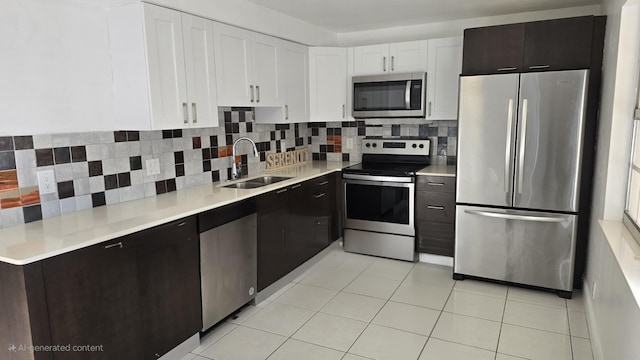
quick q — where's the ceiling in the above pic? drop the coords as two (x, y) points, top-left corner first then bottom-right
(246, 0), (601, 32)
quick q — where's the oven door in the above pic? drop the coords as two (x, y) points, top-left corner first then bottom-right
(343, 174), (415, 236)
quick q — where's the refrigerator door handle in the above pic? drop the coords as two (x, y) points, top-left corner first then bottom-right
(505, 99), (514, 193)
(464, 209), (565, 223)
(518, 99), (528, 194)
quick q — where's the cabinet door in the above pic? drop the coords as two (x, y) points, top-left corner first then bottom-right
(389, 40), (428, 73)
(257, 189), (288, 291)
(143, 4), (189, 129)
(129, 217), (201, 359)
(280, 41), (309, 123)
(462, 23), (525, 75)
(523, 17), (593, 71)
(43, 240), (143, 360)
(353, 44), (389, 75)
(309, 47), (348, 121)
(182, 14), (219, 128)
(213, 22), (254, 106)
(286, 183), (311, 270)
(252, 34), (281, 106)
(426, 37), (462, 120)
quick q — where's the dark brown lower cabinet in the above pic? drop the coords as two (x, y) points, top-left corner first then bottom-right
(257, 174), (338, 291)
(42, 217), (200, 360)
(416, 175), (456, 257)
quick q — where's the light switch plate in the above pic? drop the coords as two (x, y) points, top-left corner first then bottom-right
(37, 170), (57, 195)
(146, 158), (160, 176)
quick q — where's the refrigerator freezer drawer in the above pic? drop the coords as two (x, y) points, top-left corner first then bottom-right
(454, 205), (577, 291)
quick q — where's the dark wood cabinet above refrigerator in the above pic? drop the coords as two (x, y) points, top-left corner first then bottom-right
(462, 16), (603, 75)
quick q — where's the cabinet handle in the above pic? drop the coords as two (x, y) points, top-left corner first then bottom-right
(285, 105), (289, 120)
(497, 67), (517, 72)
(104, 242), (123, 250)
(177, 221), (186, 227)
(256, 85), (260, 103)
(182, 102), (188, 124)
(391, 56), (395, 71)
(428, 102), (432, 116)
(342, 104), (346, 119)
(383, 56), (387, 72)
(427, 182), (445, 186)
(313, 192), (326, 198)
(427, 205), (445, 210)
(276, 188), (288, 194)
(250, 85), (255, 103)
(316, 180), (329, 186)
(192, 103), (197, 124)
(291, 183), (302, 189)
(529, 65), (550, 69)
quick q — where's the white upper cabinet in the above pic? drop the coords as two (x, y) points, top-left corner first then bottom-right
(213, 23), (280, 107)
(181, 14), (219, 128)
(255, 40), (308, 124)
(353, 40), (428, 75)
(426, 37), (463, 120)
(309, 47), (347, 122)
(108, 3), (218, 130)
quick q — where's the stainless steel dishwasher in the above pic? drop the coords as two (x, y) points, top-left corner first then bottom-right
(198, 198), (257, 331)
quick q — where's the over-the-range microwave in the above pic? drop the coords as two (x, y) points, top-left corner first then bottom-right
(352, 72), (426, 118)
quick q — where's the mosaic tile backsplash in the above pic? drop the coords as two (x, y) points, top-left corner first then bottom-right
(0, 108), (456, 228)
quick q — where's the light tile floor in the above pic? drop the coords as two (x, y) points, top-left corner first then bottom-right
(182, 249), (593, 360)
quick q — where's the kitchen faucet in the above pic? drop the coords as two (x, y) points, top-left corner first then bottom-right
(231, 137), (259, 180)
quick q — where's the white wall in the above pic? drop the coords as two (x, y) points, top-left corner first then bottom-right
(337, 5), (603, 46)
(0, 0), (116, 135)
(585, 0), (640, 359)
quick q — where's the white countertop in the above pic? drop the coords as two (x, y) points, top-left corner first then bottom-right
(416, 165), (456, 177)
(0, 161), (352, 265)
(598, 220), (640, 308)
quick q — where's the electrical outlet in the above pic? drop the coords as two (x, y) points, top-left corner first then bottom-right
(146, 158), (160, 176)
(37, 170), (57, 195)
(592, 281), (597, 300)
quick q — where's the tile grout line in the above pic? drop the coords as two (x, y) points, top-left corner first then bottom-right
(415, 275), (457, 360)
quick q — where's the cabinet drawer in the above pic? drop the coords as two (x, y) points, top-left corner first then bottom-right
(416, 191), (455, 223)
(417, 176), (455, 192)
(416, 221), (455, 256)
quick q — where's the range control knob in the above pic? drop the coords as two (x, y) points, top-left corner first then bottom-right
(412, 144), (417, 148)
(365, 143), (371, 148)
(372, 143), (377, 148)
(419, 144), (424, 149)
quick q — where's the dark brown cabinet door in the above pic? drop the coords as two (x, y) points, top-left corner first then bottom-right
(462, 23), (525, 75)
(523, 17), (593, 71)
(128, 217), (201, 359)
(257, 189), (289, 291)
(415, 175), (456, 257)
(43, 240), (143, 360)
(286, 182), (312, 270)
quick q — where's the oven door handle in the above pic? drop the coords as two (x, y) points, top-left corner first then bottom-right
(343, 178), (415, 188)
(343, 173), (414, 183)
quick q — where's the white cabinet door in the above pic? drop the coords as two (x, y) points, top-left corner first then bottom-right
(252, 34), (280, 106)
(213, 22), (254, 106)
(309, 47), (347, 122)
(426, 37), (462, 120)
(389, 40), (428, 73)
(143, 4), (188, 129)
(281, 41), (308, 122)
(353, 44), (389, 75)
(182, 14), (219, 128)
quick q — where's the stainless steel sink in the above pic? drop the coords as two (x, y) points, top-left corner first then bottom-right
(223, 182), (265, 189)
(245, 176), (291, 185)
(223, 176), (291, 189)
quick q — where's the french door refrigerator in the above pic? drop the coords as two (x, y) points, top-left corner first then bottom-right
(454, 70), (588, 296)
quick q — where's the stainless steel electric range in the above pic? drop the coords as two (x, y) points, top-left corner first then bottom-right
(342, 137), (430, 262)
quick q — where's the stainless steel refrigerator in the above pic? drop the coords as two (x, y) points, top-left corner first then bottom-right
(454, 70), (589, 296)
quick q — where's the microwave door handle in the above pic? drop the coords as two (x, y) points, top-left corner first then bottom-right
(405, 80), (411, 109)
